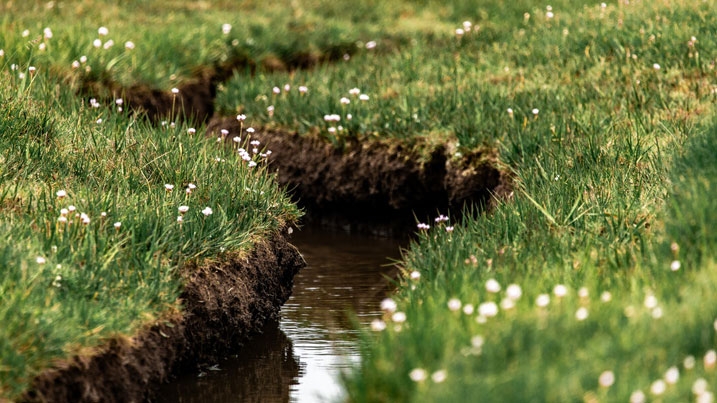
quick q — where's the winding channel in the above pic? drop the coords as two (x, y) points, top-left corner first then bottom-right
(155, 224), (404, 402)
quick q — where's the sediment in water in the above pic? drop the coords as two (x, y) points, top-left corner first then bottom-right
(21, 230), (305, 403)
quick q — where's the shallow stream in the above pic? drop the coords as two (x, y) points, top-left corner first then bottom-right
(155, 224), (403, 402)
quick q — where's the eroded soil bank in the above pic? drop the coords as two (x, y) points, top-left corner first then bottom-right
(21, 230), (305, 403)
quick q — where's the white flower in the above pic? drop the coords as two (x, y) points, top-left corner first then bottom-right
(664, 366), (679, 384)
(113, 222), (121, 229)
(164, 184), (174, 191)
(455, 28), (465, 36)
(103, 39), (114, 49)
(187, 128), (196, 135)
(698, 392), (714, 403)
(409, 368), (427, 382)
(629, 390), (646, 403)
(485, 278), (501, 293)
(283, 84), (290, 92)
(98, 26), (109, 36)
(370, 319), (386, 332)
(507, 108), (514, 116)
(392, 312), (407, 323)
(578, 287), (589, 298)
(340, 97), (350, 105)
(272, 86), (281, 94)
(670, 260), (681, 271)
(68, 205), (76, 212)
(93, 39), (102, 48)
(246, 127), (255, 133)
(536, 294), (550, 307)
(471, 335), (484, 348)
(36, 256), (46, 264)
(233, 136), (241, 143)
(178, 206), (189, 214)
(365, 41), (377, 49)
(447, 298), (462, 311)
(532, 108), (539, 115)
(125, 41), (135, 50)
(431, 370), (447, 383)
(410, 271), (421, 281)
(221, 23), (232, 35)
(177, 216), (183, 223)
(653, 63), (661, 70)
(43, 27), (53, 39)
(72, 60), (80, 69)
(236, 114), (246, 121)
(380, 298), (397, 313)
(644, 294), (658, 309)
(56, 190), (67, 198)
(201, 207), (213, 216)
(546, 11), (554, 19)
(684, 355), (696, 370)
(506, 284), (522, 300)
(553, 284), (568, 298)
(478, 301), (498, 317)
(600, 291), (612, 302)
(598, 370), (615, 387)
(80, 55), (87, 63)
(187, 183), (197, 190)
(359, 94), (370, 101)
(704, 350), (717, 368)
(693, 378), (709, 395)
(462, 304), (474, 315)
(575, 307), (589, 321)
(500, 298), (515, 310)
(57, 216), (68, 223)
(650, 380), (666, 395)
(349, 88), (361, 95)
(171, 88), (179, 94)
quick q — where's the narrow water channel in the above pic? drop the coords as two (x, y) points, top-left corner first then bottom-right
(155, 224), (404, 402)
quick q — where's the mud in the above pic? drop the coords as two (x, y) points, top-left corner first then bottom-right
(21, 231), (306, 403)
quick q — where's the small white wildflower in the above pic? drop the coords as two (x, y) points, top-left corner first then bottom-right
(178, 206), (189, 214)
(380, 298), (397, 313)
(187, 128), (196, 135)
(349, 88), (361, 95)
(43, 27), (53, 39)
(346, 113), (352, 120)
(536, 294), (550, 307)
(272, 86), (281, 94)
(113, 222), (121, 230)
(201, 207), (213, 216)
(471, 335), (484, 348)
(600, 291), (612, 302)
(532, 108), (539, 115)
(409, 368), (427, 382)
(171, 88), (179, 94)
(485, 278), (501, 293)
(56, 190), (67, 198)
(98, 26), (109, 36)
(221, 23), (232, 35)
(651, 307), (663, 319)
(164, 184), (174, 192)
(68, 205), (76, 212)
(22, 29), (30, 37)
(629, 390), (646, 403)
(670, 260), (681, 271)
(124, 41), (135, 50)
(299, 86), (308, 93)
(693, 378), (709, 395)
(478, 301), (498, 317)
(578, 287), (589, 298)
(644, 294), (658, 309)
(177, 215), (183, 223)
(704, 350), (717, 368)
(236, 114), (246, 121)
(370, 319), (386, 332)
(103, 39), (114, 49)
(410, 271), (421, 281)
(57, 216), (68, 223)
(650, 379), (666, 395)
(506, 284), (522, 300)
(72, 60), (81, 69)
(455, 28), (465, 36)
(500, 298), (515, 310)
(246, 127), (255, 133)
(359, 94), (370, 101)
(392, 312), (407, 323)
(283, 84), (290, 92)
(653, 63), (661, 70)
(80, 55), (87, 63)
(575, 307), (589, 321)
(431, 370), (447, 383)
(36, 256), (46, 264)
(598, 370), (615, 387)
(93, 38), (102, 48)
(340, 97), (350, 105)
(698, 392), (714, 403)
(684, 355), (696, 370)
(365, 41), (377, 49)
(447, 298), (462, 311)
(553, 284), (568, 298)
(664, 366), (679, 384)
(462, 304), (474, 315)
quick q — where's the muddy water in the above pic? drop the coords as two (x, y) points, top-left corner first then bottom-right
(155, 225), (403, 402)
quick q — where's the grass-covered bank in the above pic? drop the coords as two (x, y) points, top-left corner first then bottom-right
(0, 58), (300, 401)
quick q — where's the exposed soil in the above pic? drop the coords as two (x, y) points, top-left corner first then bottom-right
(207, 117), (512, 230)
(21, 230), (306, 403)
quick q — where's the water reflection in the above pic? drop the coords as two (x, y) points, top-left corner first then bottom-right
(155, 224), (403, 402)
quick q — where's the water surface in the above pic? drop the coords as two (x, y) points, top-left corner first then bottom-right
(155, 225), (403, 402)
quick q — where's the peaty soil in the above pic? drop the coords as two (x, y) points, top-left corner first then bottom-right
(21, 230), (305, 403)
(208, 117), (512, 229)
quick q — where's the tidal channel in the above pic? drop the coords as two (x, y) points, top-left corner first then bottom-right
(155, 224), (404, 402)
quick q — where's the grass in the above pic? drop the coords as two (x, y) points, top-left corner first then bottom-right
(0, 44), (299, 400)
(4, 0), (717, 401)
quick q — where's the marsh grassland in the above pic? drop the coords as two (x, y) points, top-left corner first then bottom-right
(2, 0), (717, 402)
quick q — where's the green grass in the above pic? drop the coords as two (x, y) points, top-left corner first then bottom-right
(0, 65), (298, 399)
(4, 0), (717, 401)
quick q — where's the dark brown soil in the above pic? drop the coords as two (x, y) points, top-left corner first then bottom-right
(21, 230), (305, 403)
(207, 117), (511, 227)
